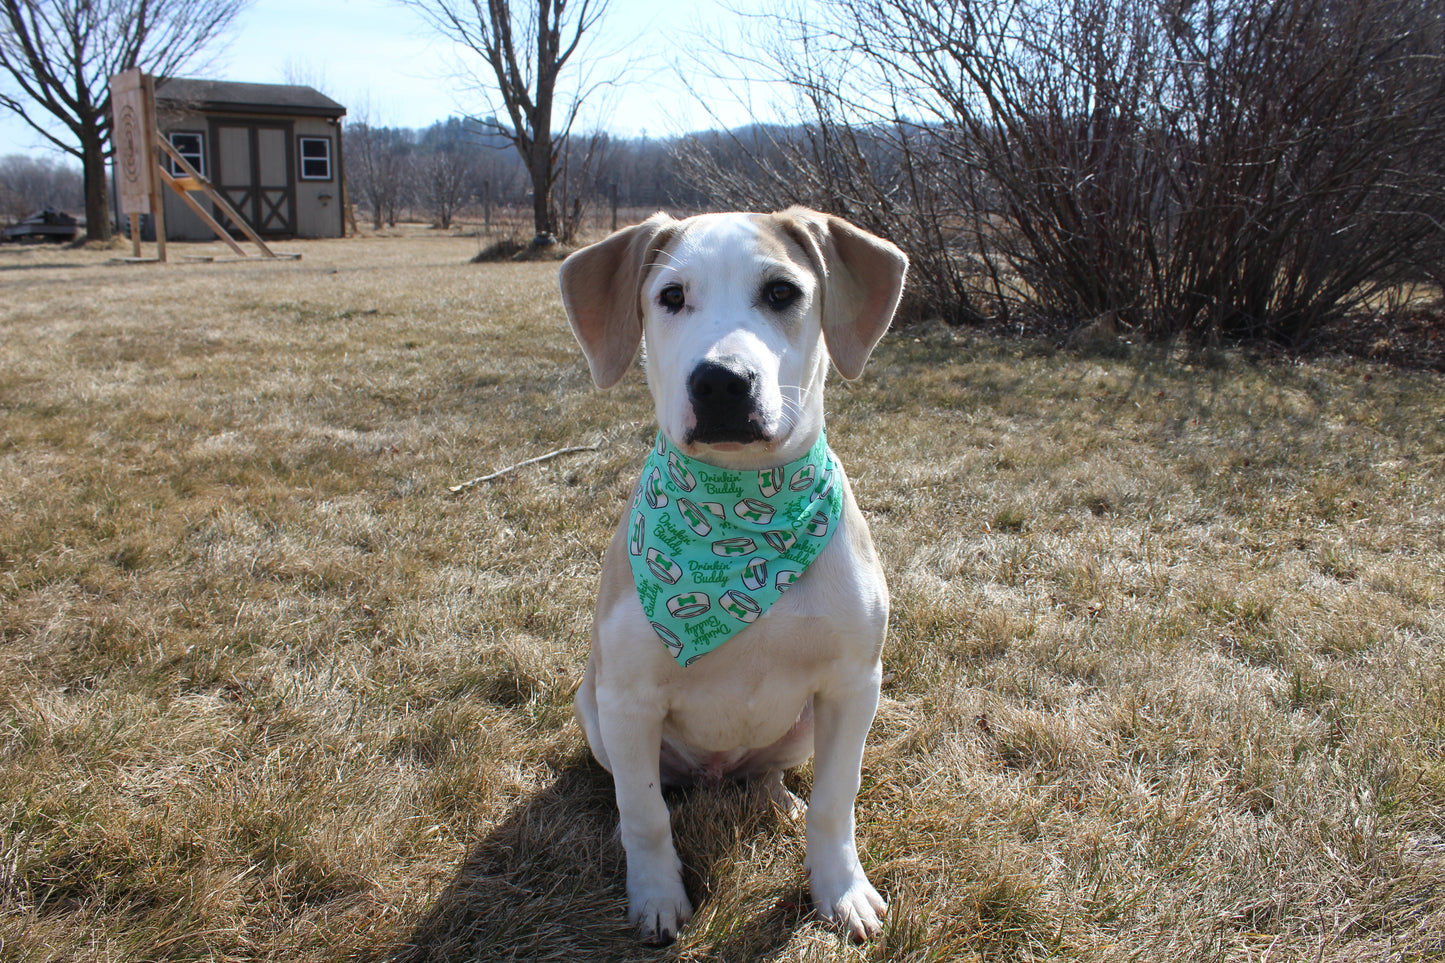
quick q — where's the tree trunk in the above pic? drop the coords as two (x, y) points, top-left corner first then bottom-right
(527, 0), (557, 243)
(529, 137), (555, 240)
(80, 122), (112, 242)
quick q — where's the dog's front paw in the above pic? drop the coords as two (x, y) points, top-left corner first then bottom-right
(810, 866), (887, 941)
(628, 879), (693, 945)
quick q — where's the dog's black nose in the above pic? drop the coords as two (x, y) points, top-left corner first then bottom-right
(689, 359), (754, 403)
(688, 359), (763, 444)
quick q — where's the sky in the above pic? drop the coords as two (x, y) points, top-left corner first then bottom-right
(0, 0), (798, 161)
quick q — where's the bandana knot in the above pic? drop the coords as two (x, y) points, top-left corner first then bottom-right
(627, 431), (844, 666)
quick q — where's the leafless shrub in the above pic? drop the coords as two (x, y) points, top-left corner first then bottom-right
(681, 0), (1445, 345)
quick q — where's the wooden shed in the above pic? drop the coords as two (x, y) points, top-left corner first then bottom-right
(152, 78), (347, 240)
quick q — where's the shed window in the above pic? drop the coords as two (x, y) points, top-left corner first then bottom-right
(167, 131), (205, 177)
(298, 136), (332, 180)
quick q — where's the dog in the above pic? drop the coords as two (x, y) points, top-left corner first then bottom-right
(558, 207), (907, 943)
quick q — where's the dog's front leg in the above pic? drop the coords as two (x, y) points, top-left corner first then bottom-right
(599, 695), (692, 943)
(805, 671), (887, 940)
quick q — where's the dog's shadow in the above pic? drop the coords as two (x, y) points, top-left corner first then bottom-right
(394, 752), (812, 962)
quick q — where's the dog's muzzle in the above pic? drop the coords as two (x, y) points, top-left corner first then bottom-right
(686, 358), (766, 445)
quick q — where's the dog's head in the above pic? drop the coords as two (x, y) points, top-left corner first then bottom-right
(559, 208), (907, 466)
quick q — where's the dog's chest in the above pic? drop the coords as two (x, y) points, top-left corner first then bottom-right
(657, 586), (875, 753)
(662, 679), (809, 755)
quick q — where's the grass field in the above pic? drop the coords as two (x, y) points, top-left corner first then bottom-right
(2, 230), (1443, 962)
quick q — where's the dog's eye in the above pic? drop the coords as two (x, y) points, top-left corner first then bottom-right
(658, 284), (685, 312)
(764, 280), (800, 309)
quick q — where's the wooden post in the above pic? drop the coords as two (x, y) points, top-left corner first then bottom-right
(142, 73), (166, 262)
(152, 190), (168, 263)
(111, 68), (163, 261)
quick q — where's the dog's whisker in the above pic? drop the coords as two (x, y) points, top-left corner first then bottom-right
(775, 394), (806, 418)
(647, 249), (684, 274)
(634, 249), (686, 293)
(775, 383), (820, 418)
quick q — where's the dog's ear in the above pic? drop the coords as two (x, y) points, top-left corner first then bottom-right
(559, 213), (676, 388)
(774, 208), (908, 380)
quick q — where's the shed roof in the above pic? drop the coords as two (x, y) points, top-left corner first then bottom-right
(155, 78), (346, 118)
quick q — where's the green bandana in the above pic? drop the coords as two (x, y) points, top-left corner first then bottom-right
(627, 431), (845, 666)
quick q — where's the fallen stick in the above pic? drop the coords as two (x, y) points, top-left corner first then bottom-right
(448, 445), (598, 494)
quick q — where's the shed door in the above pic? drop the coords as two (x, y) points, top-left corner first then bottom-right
(210, 120), (295, 236)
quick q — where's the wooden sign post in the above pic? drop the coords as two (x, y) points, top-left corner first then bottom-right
(111, 68), (167, 261)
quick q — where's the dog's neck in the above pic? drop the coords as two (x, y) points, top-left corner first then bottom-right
(628, 428), (844, 666)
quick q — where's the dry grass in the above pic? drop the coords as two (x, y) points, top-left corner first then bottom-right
(2, 234), (1443, 962)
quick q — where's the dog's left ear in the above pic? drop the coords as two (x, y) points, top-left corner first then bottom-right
(774, 208), (909, 380)
(559, 213), (677, 388)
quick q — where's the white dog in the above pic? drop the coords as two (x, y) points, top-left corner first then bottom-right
(559, 207), (907, 943)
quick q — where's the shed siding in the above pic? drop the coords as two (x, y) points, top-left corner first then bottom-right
(155, 109), (344, 240)
(291, 118), (343, 238)
(156, 109), (215, 241)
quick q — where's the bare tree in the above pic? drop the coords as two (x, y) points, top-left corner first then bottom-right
(417, 144), (476, 229)
(345, 119), (414, 229)
(0, 0), (250, 241)
(397, 0), (609, 244)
